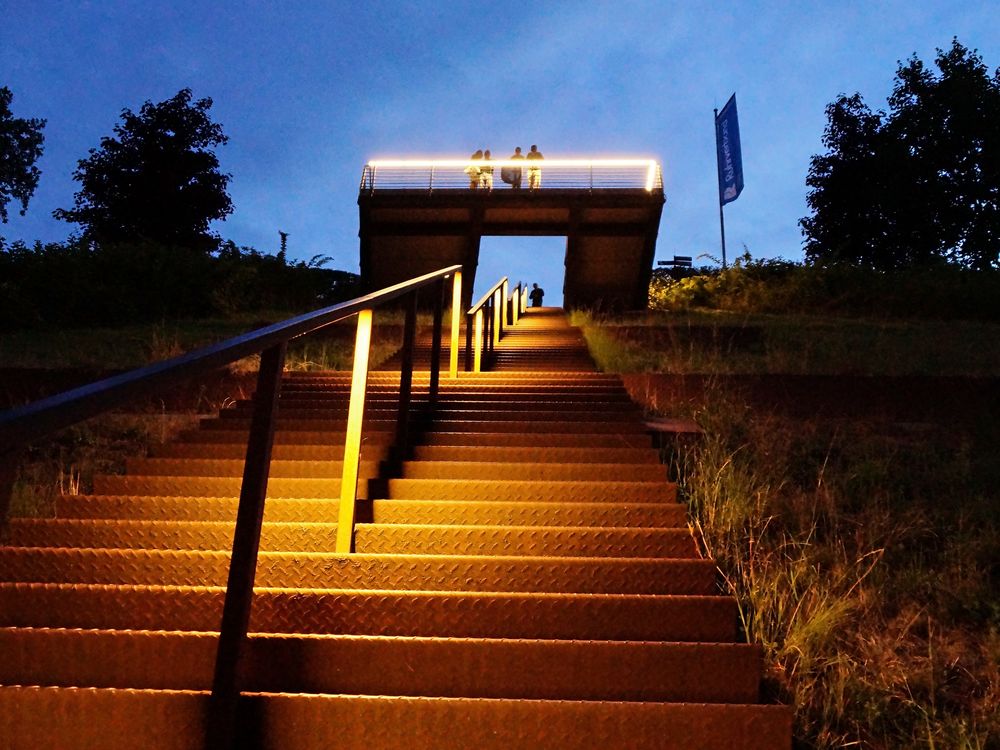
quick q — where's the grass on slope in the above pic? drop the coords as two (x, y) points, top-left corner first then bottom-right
(578, 311), (1000, 748)
(571, 310), (1000, 376)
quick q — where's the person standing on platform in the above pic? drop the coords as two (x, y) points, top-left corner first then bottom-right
(466, 149), (483, 189)
(529, 283), (545, 307)
(527, 144), (544, 189)
(480, 149), (494, 190)
(505, 146), (524, 189)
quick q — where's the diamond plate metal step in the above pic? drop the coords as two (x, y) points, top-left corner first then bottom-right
(0, 686), (793, 750)
(386, 478), (676, 503)
(410, 445), (660, 463)
(0, 628), (763, 703)
(354, 524), (698, 558)
(0, 548), (717, 593)
(399, 460), (666, 482)
(371, 499), (686, 527)
(0, 584), (738, 641)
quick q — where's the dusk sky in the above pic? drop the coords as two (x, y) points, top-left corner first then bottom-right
(3, 2), (997, 304)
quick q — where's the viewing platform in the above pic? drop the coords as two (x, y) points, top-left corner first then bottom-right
(358, 157), (666, 309)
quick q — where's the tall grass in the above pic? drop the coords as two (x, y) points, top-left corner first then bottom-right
(571, 310), (1000, 376)
(675, 394), (999, 748)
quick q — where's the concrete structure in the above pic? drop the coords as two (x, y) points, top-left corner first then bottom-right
(358, 159), (665, 310)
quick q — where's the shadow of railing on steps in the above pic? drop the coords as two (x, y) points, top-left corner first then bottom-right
(0, 264), (472, 750)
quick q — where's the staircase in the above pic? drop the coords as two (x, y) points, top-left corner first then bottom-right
(0, 307), (791, 748)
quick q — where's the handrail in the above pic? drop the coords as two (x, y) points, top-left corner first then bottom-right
(360, 158), (664, 193)
(0, 265), (461, 454)
(464, 276), (508, 373)
(0, 263), (463, 750)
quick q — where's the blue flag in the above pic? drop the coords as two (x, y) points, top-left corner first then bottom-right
(715, 93), (744, 205)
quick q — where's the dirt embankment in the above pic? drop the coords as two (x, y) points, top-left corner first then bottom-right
(622, 373), (1000, 424)
(0, 368), (258, 413)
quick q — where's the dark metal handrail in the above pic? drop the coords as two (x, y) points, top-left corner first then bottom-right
(0, 264), (463, 750)
(0, 266), (461, 454)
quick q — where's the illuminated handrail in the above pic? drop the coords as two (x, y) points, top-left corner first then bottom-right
(360, 158), (663, 193)
(0, 264), (463, 750)
(465, 276), (508, 372)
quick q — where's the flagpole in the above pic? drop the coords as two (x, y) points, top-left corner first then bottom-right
(714, 107), (728, 269)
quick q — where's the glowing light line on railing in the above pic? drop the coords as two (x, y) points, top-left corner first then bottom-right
(367, 158), (659, 169)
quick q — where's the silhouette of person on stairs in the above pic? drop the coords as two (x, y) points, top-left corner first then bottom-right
(529, 283), (545, 307)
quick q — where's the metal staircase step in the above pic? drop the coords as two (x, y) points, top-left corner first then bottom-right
(387, 478), (676, 503)
(0, 686), (793, 750)
(371, 499), (686, 527)
(0, 584), (739, 641)
(399, 460), (666, 482)
(411, 445), (660, 463)
(3, 518), (343, 552)
(0, 548), (717, 593)
(420, 431), (654, 448)
(354, 524), (698, 558)
(92, 475), (367, 499)
(0, 628), (763, 703)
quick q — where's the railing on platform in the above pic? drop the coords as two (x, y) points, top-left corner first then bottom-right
(0, 264), (464, 750)
(360, 158), (663, 193)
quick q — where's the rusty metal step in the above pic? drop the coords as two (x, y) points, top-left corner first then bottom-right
(0, 548), (717, 594)
(0, 584), (738, 641)
(0, 686), (793, 749)
(0, 628), (762, 703)
(399, 461), (666, 482)
(371, 499), (685, 528)
(387, 478), (675, 503)
(426, 420), (648, 434)
(3, 518), (343, 552)
(420, 432), (654, 448)
(91, 475), (367, 499)
(150, 443), (389, 460)
(124, 458), (381, 479)
(410, 445), (660, 463)
(54, 495), (343, 522)
(177, 429), (395, 445)
(354, 524), (698, 558)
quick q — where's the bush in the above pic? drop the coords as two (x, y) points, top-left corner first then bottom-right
(649, 253), (1000, 321)
(0, 236), (360, 329)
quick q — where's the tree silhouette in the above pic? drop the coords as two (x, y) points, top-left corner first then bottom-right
(802, 39), (1000, 269)
(55, 88), (232, 252)
(0, 86), (46, 223)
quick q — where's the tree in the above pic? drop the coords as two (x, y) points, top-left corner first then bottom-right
(802, 39), (1000, 269)
(54, 88), (232, 252)
(0, 86), (46, 223)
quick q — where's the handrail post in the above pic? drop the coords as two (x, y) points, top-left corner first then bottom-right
(473, 310), (483, 373)
(512, 283), (520, 326)
(335, 309), (373, 553)
(501, 280), (509, 329)
(394, 293), (418, 459)
(429, 278), (444, 404)
(206, 341), (286, 750)
(465, 311), (474, 372)
(449, 271), (462, 378)
(484, 298), (493, 366)
(492, 289), (502, 347)
(0, 449), (20, 525)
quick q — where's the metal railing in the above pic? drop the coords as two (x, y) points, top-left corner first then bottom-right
(0, 264), (464, 750)
(462, 278), (529, 373)
(360, 158), (663, 193)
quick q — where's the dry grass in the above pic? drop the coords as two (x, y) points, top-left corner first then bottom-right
(674, 395), (999, 748)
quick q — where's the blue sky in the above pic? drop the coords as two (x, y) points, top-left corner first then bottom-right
(2, 1), (997, 304)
